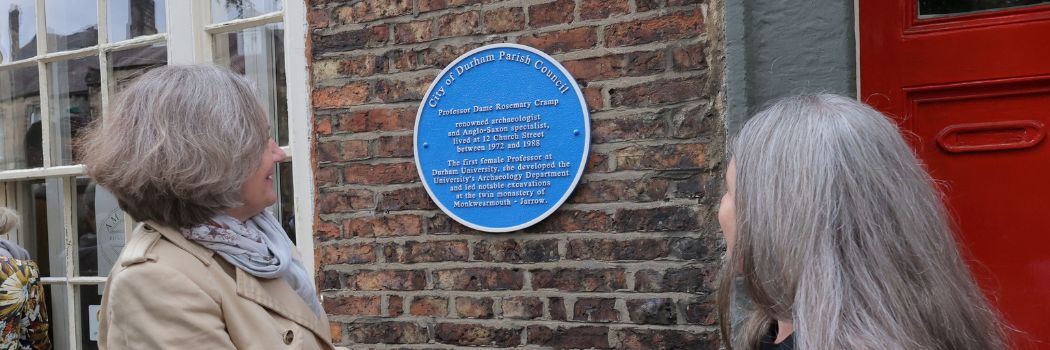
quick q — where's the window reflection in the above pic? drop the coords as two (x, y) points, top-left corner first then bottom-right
(48, 56), (100, 166)
(108, 0), (166, 42)
(0, 0), (38, 62)
(211, 0), (282, 23)
(0, 65), (40, 170)
(44, 0), (99, 52)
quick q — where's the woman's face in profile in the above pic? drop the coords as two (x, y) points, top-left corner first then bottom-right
(236, 137), (287, 217)
(718, 158), (737, 256)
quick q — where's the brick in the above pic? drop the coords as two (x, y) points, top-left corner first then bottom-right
(315, 166), (340, 187)
(346, 321), (429, 344)
(314, 115), (333, 135)
(317, 189), (375, 214)
(561, 56), (622, 82)
(349, 270), (427, 291)
(315, 221), (342, 241)
(333, 108), (415, 133)
(633, 269), (661, 292)
(318, 269), (344, 290)
(566, 238), (671, 261)
(388, 295), (404, 317)
(589, 104), (674, 143)
(672, 103), (714, 140)
(332, 0), (412, 24)
(308, 8), (330, 30)
(637, 0), (661, 12)
(528, 0), (575, 27)
(549, 297), (567, 320)
(670, 237), (710, 261)
(614, 329), (719, 350)
(433, 268), (524, 291)
(344, 214), (423, 237)
(337, 55), (380, 77)
(673, 43), (708, 71)
(614, 206), (701, 232)
(312, 83), (369, 108)
(626, 298), (676, 325)
(410, 296), (449, 316)
(437, 11), (481, 37)
(312, 30), (370, 53)
(394, 19), (433, 44)
(484, 7), (525, 33)
(422, 43), (485, 67)
(530, 268), (626, 292)
(419, 0), (483, 13)
(500, 297), (543, 319)
(528, 209), (611, 232)
(583, 85), (603, 112)
(571, 177), (670, 203)
(682, 297), (716, 325)
(455, 297), (494, 318)
(374, 75), (431, 103)
(316, 139), (369, 163)
(379, 186), (437, 211)
(610, 76), (706, 107)
(517, 27), (597, 55)
(381, 48), (421, 73)
(385, 240), (469, 263)
(573, 298), (619, 322)
(580, 0), (629, 20)
(319, 243), (376, 265)
(668, 0), (703, 6)
(527, 325), (610, 349)
(614, 143), (706, 170)
(472, 239), (559, 263)
(324, 295), (381, 316)
(586, 150), (610, 173)
(329, 321), (343, 344)
(344, 162), (418, 185)
(375, 135), (413, 158)
(662, 266), (713, 293)
(605, 10), (704, 47)
(434, 323), (522, 347)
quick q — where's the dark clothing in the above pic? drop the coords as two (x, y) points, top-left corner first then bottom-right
(759, 323), (795, 350)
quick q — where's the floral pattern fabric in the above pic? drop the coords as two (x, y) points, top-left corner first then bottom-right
(0, 257), (49, 350)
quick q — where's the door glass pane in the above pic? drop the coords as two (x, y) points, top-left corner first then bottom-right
(107, 0), (167, 42)
(75, 178), (124, 277)
(45, 0), (99, 52)
(48, 56), (100, 166)
(919, 0), (1050, 17)
(0, 65), (41, 170)
(80, 284), (101, 349)
(0, 0), (38, 62)
(211, 0), (281, 23)
(108, 43), (166, 92)
(43, 284), (64, 349)
(214, 22), (288, 146)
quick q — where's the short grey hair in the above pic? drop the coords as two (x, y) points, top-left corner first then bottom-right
(0, 207), (19, 234)
(717, 94), (1007, 349)
(80, 65), (269, 229)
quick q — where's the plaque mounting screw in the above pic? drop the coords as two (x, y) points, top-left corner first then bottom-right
(573, 129), (580, 136)
(423, 142), (429, 149)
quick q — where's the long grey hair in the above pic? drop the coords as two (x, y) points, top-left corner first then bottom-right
(716, 94), (1007, 349)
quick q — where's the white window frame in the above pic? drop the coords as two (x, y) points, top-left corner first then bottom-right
(0, 1), (315, 348)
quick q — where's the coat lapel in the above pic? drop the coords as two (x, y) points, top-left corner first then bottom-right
(235, 268), (331, 341)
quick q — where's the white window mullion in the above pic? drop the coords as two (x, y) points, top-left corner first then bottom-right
(283, 0), (315, 279)
(166, 1), (211, 64)
(61, 177), (81, 350)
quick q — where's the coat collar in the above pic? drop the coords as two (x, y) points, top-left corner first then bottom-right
(144, 221), (216, 265)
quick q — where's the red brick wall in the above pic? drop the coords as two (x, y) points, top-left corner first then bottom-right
(307, 0), (726, 348)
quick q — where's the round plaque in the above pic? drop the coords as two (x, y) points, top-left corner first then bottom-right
(414, 43), (590, 232)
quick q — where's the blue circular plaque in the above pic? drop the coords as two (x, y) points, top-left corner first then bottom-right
(414, 43), (590, 232)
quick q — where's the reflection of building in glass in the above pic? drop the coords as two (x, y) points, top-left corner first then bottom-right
(127, 0), (158, 38)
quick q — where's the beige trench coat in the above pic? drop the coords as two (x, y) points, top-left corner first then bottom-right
(98, 222), (335, 350)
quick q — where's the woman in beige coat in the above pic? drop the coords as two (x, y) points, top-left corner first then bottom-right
(81, 65), (334, 350)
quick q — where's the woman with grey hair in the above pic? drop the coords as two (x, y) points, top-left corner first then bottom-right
(716, 94), (1007, 349)
(81, 65), (334, 349)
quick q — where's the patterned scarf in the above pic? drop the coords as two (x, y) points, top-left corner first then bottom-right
(181, 211), (322, 317)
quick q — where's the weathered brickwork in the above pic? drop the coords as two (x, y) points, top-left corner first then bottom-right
(308, 0), (726, 348)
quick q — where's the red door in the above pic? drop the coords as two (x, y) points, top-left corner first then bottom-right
(860, 1), (1050, 348)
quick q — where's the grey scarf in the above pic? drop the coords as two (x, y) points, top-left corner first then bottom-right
(181, 211), (323, 317)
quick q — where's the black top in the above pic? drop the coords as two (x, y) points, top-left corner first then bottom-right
(759, 323), (795, 350)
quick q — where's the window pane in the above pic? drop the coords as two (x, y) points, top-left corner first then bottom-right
(45, 0), (99, 52)
(80, 284), (101, 349)
(75, 178), (125, 277)
(107, 0), (166, 42)
(275, 161), (294, 242)
(211, 0), (281, 23)
(43, 284), (66, 349)
(214, 22), (288, 146)
(48, 55), (100, 166)
(108, 43), (166, 92)
(919, 0), (1050, 17)
(0, 0), (38, 62)
(0, 65), (41, 170)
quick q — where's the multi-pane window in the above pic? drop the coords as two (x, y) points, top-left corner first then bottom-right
(0, 1), (313, 348)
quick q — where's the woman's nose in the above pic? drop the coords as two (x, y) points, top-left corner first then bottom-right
(272, 141), (287, 160)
